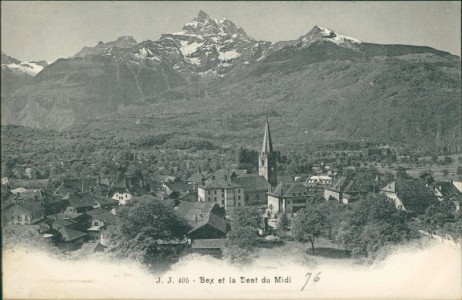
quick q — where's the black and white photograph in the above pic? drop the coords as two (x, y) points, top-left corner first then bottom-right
(1, 1), (461, 299)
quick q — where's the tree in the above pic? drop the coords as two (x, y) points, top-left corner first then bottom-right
(278, 211), (290, 236)
(419, 169), (435, 185)
(396, 167), (411, 179)
(443, 156), (454, 165)
(292, 208), (327, 254)
(421, 199), (455, 235)
(223, 226), (260, 266)
(109, 199), (190, 265)
(335, 194), (417, 260)
(229, 206), (263, 229)
(224, 207), (263, 266)
(443, 169), (449, 177)
(457, 166), (462, 176)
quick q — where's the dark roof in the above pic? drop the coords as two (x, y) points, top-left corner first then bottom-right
(5, 199), (44, 214)
(85, 208), (116, 224)
(67, 192), (95, 209)
(179, 193), (197, 202)
(51, 218), (75, 228)
(188, 213), (227, 235)
(186, 172), (212, 182)
(231, 175), (270, 193)
(277, 175), (295, 183)
(12, 190), (43, 202)
(63, 178), (97, 192)
(56, 226), (87, 242)
(326, 177), (362, 193)
(93, 195), (119, 207)
(201, 179), (242, 190)
(381, 180), (438, 213)
(98, 177), (111, 187)
(191, 239), (226, 249)
(164, 180), (192, 193)
(112, 177), (128, 189)
(433, 181), (462, 200)
(174, 202), (218, 225)
(213, 169), (247, 180)
(152, 175), (176, 183)
(269, 181), (308, 198)
(8, 179), (50, 189)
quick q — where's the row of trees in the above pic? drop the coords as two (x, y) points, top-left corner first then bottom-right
(290, 195), (420, 261)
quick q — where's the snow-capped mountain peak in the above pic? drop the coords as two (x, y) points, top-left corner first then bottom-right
(1, 52), (47, 76)
(300, 25), (362, 47)
(170, 10), (253, 42)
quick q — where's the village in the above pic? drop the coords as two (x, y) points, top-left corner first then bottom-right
(2, 120), (462, 263)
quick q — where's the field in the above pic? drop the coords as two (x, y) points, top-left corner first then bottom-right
(377, 154), (462, 182)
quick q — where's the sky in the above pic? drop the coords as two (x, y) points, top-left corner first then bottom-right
(1, 1), (461, 62)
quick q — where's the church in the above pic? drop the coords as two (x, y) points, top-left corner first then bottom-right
(197, 120), (277, 211)
(258, 119), (278, 187)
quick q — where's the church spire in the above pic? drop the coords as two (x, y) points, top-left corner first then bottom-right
(261, 119), (273, 154)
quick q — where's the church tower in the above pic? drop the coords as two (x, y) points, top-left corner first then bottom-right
(259, 119), (277, 187)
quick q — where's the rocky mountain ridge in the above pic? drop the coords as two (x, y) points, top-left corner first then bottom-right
(1, 11), (460, 152)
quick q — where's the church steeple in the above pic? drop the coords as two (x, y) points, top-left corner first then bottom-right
(261, 119), (273, 155)
(259, 119), (277, 187)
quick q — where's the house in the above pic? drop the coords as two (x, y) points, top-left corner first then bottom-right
(85, 208), (117, 239)
(92, 177), (111, 197)
(152, 174), (177, 183)
(111, 177), (133, 204)
(179, 192), (198, 203)
(186, 172), (212, 190)
(380, 180), (439, 214)
(93, 195), (119, 210)
(3, 200), (45, 225)
(187, 213), (227, 239)
(174, 201), (225, 226)
(8, 188), (43, 201)
(65, 192), (95, 213)
(197, 179), (244, 210)
(54, 225), (88, 251)
(149, 180), (165, 195)
(324, 177), (366, 204)
(163, 180), (193, 198)
(429, 181), (462, 211)
(55, 178), (97, 198)
(212, 168), (248, 181)
(8, 179), (50, 190)
(267, 181), (311, 214)
(306, 175), (333, 187)
(42, 194), (71, 216)
(191, 239), (226, 257)
(231, 175), (270, 206)
(10, 187), (29, 194)
(46, 210), (91, 231)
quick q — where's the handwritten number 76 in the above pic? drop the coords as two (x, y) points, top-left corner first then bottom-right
(301, 272), (321, 291)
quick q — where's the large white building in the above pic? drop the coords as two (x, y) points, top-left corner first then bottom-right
(198, 179), (244, 210)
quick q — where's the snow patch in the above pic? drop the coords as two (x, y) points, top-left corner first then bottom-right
(6, 62), (44, 76)
(186, 57), (201, 65)
(316, 26), (362, 45)
(218, 49), (241, 61)
(179, 41), (203, 56)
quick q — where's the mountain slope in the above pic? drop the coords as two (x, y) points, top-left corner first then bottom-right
(2, 54), (187, 129)
(1, 52), (49, 98)
(1, 13), (460, 153)
(74, 29), (460, 153)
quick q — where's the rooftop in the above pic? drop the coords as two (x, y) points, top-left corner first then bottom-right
(191, 239), (226, 249)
